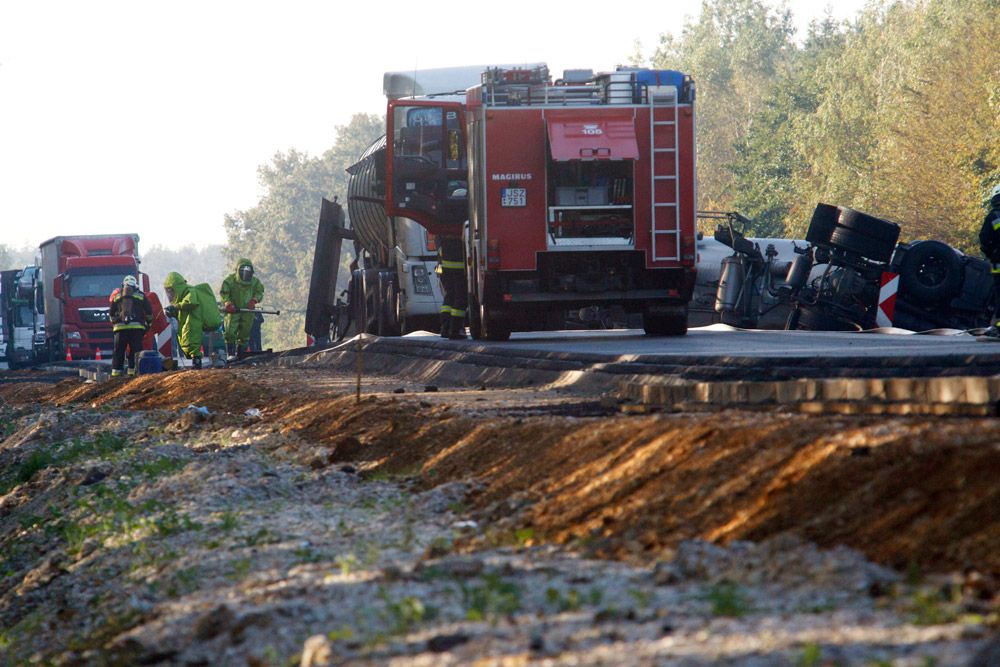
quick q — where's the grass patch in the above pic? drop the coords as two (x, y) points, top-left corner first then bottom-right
(0, 431), (130, 495)
(702, 581), (751, 617)
(461, 573), (521, 622)
(217, 511), (240, 532)
(379, 588), (437, 635)
(59, 484), (202, 555)
(796, 642), (822, 667)
(136, 457), (187, 479)
(545, 587), (582, 612)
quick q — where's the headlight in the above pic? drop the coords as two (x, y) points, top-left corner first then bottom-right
(411, 265), (433, 295)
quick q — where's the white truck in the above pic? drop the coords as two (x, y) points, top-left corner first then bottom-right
(0, 267), (44, 368)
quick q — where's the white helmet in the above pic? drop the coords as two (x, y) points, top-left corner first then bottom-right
(122, 275), (139, 290)
(991, 183), (1000, 202)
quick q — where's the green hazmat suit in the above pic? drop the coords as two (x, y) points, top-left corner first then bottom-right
(163, 271), (211, 359)
(220, 258), (265, 347)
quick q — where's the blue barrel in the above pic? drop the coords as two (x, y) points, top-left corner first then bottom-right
(136, 350), (163, 375)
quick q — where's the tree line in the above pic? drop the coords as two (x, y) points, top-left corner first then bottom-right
(650, 0), (999, 247)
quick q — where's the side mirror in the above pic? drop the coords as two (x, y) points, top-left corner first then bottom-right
(53, 274), (66, 300)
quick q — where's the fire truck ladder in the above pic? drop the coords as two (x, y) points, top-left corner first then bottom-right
(649, 86), (680, 261)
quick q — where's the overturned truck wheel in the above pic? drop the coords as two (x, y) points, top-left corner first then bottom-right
(643, 305), (688, 336)
(897, 240), (963, 305)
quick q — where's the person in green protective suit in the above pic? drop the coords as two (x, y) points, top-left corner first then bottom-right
(163, 271), (208, 369)
(220, 258), (265, 360)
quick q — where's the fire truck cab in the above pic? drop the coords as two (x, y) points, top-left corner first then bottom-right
(385, 64), (697, 340)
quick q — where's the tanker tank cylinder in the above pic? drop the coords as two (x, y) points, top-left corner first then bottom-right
(715, 256), (745, 313)
(347, 135), (393, 264)
(784, 252), (813, 291)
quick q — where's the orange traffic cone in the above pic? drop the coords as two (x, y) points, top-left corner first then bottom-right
(96, 348), (102, 361)
(65, 348), (72, 362)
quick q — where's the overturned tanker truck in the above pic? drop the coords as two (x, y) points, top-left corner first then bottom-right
(707, 204), (993, 332)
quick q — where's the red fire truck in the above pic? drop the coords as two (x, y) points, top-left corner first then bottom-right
(383, 64), (697, 340)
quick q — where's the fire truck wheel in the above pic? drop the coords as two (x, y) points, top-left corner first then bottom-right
(837, 208), (901, 244)
(897, 240), (962, 304)
(828, 226), (897, 263)
(483, 315), (511, 341)
(479, 304), (510, 341)
(805, 203), (840, 246)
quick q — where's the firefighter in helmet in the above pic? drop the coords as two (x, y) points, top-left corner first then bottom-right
(437, 236), (467, 339)
(108, 275), (152, 377)
(163, 271), (205, 369)
(220, 258), (265, 360)
(978, 183), (1000, 337)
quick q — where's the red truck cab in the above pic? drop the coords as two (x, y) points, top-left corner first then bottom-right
(39, 234), (149, 360)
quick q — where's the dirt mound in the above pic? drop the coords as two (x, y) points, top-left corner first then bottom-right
(5, 367), (1000, 579)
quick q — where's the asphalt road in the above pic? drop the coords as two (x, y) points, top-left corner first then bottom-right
(382, 325), (1000, 380)
(467, 325), (987, 358)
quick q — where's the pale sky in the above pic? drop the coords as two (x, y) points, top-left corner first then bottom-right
(0, 0), (867, 251)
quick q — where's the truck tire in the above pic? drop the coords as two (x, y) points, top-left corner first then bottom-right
(643, 306), (688, 336)
(376, 274), (401, 336)
(805, 203), (840, 246)
(468, 293), (483, 340)
(789, 306), (858, 331)
(482, 310), (511, 341)
(837, 208), (900, 244)
(828, 226), (896, 263)
(897, 240), (963, 305)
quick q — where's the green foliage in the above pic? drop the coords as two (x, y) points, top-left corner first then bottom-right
(0, 432), (130, 495)
(796, 642), (823, 667)
(216, 511), (240, 532)
(136, 457), (187, 479)
(14, 449), (54, 486)
(58, 483), (202, 555)
(230, 558), (252, 580)
(223, 114), (383, 350)
(652, 0), (795, 213)
(649, 0), (1000, 246)
(545, 586), (582, 612)
(702, 581), (751, 617)
(378, 588), (437, 634)
(460, 573), (522, 622)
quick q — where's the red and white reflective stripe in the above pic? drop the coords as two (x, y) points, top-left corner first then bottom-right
(154, 327), (172, 357)
(877, 272), (899, 327)
(306, 334), (315, 347)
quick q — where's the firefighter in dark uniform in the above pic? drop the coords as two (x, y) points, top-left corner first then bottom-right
(109, 275), (153, 376)
(979, 184), (1000, 337)
(437, 235), (467, 339)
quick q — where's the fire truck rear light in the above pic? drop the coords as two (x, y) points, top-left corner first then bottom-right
(426, 233), (437, 252)
(666, 288), (679, 298)
(503, 294), (512, 302)
(487, 239), (501, 269)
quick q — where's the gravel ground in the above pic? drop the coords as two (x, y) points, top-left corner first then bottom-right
(1, 398), (997, 667)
